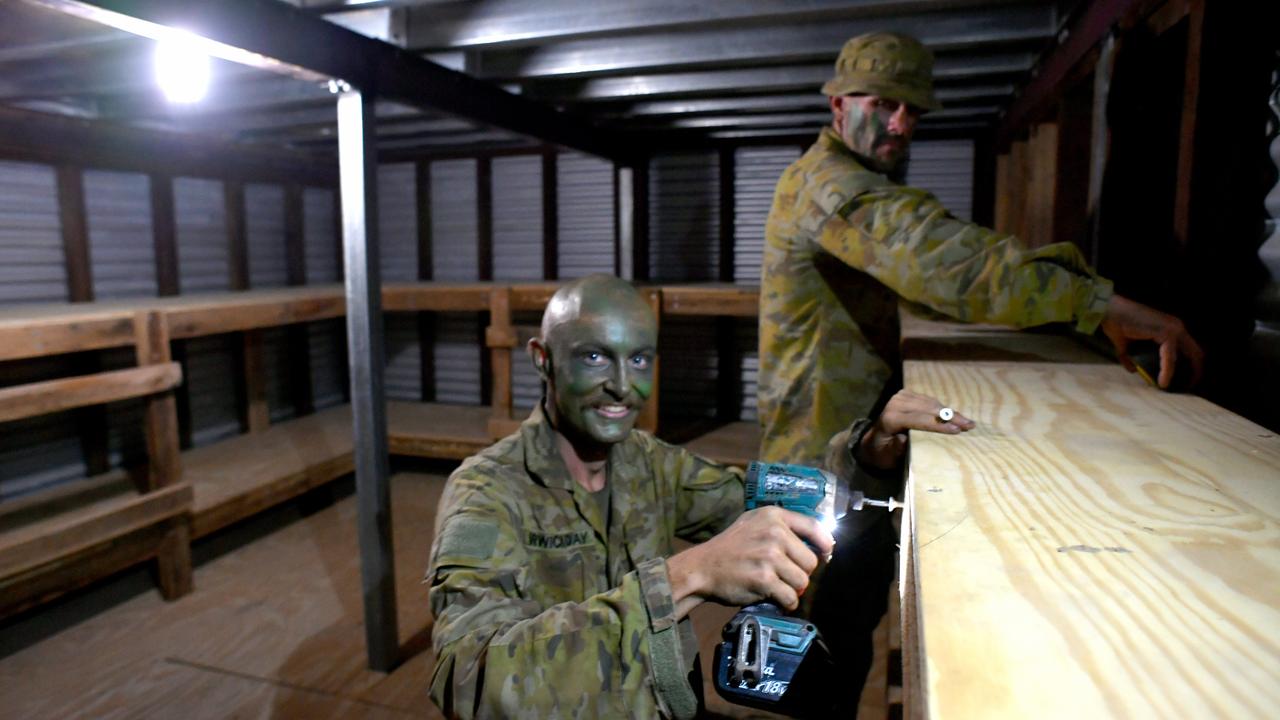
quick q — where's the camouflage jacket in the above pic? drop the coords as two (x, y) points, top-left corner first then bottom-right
(427, 404), (745, 719)
(759, 127), (1114, 464)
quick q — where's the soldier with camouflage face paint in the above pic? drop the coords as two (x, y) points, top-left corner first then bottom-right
(428, 275), (851, 719)
(758, 31), (1206, 710)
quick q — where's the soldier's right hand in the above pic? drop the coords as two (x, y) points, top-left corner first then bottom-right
(1100, 294), (1204, 388)
(667, 506), (833, 616)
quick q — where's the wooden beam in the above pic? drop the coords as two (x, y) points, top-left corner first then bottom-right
(0, 106), (336, 186)
(718, 148), (736, 283)
(133, 312), (182, 490)
(225, 181), (249, 291)
(661, 285), (759, 316)
(0, 482), (192, 581)
(150, 173), (180, 296)
(56, 165), (93, 303)
(0, 313), (136, 362)
(381, 283), (491, 312)
(0, 363), (182, 424)
(1172, 0), (1206, 249)
(542, 151), (559, 281)
(998, 0), (1155, 143)
(631, 158), (650, 282)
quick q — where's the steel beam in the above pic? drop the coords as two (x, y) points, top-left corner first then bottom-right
(51, 0), (634, 161)
(338, 88), (399, 673)
(394, 0), (1040, 50)
(469, 5), (1054, 80)
(530, 51), (1035, 102)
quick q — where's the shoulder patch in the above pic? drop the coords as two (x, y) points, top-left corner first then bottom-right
(436, 517), (499, 560)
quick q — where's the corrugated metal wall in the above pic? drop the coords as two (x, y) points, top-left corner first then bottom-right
(430, 159), (482, 404)
(557, 152), (615, 278)
(379, 163), (418, 283)
(84, 170), (156, 300)
(0, 161), (65, 305)
(246, 183), (287, 289)
(649, 152), (720, 281)
(384, 314), (422, 402)
(174, 177), (229, 294)
(0, 358), (85, 499)
(304, 188), (338, 283)
(183, 335), (240, 446)
(309, 320), (346, 409)
(734, 147), (799, 284)
(492, 156), (542, 281)
(431, 159), (478, 281)
(906, 139), (975, 221)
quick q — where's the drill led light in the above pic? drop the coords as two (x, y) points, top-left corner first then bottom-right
(819, 512), (838, 536)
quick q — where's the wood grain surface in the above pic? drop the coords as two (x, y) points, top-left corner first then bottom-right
(902, 354), (1280, 719)
(0, 363), (181, 423)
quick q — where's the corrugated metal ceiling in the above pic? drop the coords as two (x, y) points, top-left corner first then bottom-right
(0, 0), (1082, 156)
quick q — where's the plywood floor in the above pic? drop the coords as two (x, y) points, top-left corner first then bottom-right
(0, 471), (890, 719)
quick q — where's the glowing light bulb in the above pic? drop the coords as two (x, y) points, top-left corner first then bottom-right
(155, 30), (210, 104)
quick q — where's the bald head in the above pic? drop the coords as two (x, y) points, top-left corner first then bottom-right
(540, 274), (655, 344)
(530, 274), (657, 449)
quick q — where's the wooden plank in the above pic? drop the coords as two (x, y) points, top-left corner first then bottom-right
(0, 482), (192, 580)
(510, 283), (559, 311)
(0, 363), (182, 423)
(386, 401), (492, 461)
(380, 283), (492, 312)
(661, 284), (759, 316)
(901, 332), (1280, 718)
(0, 311), (137, 361)
(165, 288), (346, 338)
(184, 405), (355, 538)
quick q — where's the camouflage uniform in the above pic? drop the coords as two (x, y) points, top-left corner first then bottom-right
(427, 404), (745, 719)
(758, 126), (1115, 464)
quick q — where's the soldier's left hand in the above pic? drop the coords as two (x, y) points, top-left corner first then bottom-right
(858, 390), (974, 469)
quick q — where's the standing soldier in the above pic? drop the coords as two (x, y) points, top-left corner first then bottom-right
(758, 31), (1205, 707)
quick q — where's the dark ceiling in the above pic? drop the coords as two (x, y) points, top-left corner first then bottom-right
(0, 0), (1083, 157)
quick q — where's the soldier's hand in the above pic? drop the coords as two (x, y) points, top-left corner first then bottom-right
(1100, 295), (1205, 389)
(859, 390), (975, 469)
(667, 506), (833, 616)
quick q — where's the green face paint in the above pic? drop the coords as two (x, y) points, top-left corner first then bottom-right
(539, 279), (657, 451)
(839, 97), (911, 173)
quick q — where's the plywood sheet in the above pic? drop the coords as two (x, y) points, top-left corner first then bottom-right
(903, 357), (1280, 719)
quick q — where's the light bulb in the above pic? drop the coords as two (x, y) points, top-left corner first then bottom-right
(155, 30), (210, 104)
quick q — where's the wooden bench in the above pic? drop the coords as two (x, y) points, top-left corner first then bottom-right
(0, 310), (192, 618)
(0, 282), (766, 617)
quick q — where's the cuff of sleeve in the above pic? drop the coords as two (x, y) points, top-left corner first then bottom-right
(1073, 277), (1113, 335)
(637, 559), (698, 720)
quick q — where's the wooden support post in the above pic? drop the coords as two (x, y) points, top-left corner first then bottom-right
(542, 151), (558, 281)
(715, 148), (739, 422)
(637, 288), (661, 434)
(132, 310), (191, 600)
(241, 330), (270, 433)
(1172, 0), (1206, 250)
(486, 286), (516, 439)
(150, 173), (190, 446)
(631, 158), (650, 282)
(57, 164), (111, 476)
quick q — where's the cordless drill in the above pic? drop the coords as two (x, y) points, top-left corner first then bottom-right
(712, 461), (900, 717)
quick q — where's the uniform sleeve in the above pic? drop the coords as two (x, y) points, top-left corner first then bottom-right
(648, 436), (746, 543)
(818, 185), (1113, 334)
(427, 478), (698, 719)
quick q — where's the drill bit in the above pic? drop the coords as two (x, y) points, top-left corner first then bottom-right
(848, 491), (903, 513)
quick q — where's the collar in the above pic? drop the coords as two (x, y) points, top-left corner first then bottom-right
(520, 401), (624, 491)
(819, 125), (868, 169)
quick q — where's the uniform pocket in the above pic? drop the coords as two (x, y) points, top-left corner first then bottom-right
(528, 548), (588, 605)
